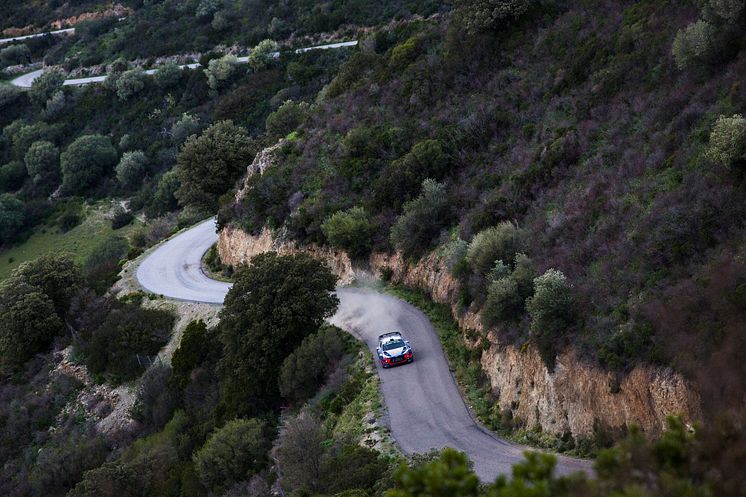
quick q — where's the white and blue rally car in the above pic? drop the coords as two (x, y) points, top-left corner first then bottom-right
(376, 331), (414, 368)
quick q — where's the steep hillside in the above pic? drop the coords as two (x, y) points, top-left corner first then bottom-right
(220, 0), (746, 417)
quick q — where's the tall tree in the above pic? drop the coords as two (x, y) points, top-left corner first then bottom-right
(175, 120), (255, 212)
(218, 252), (338, 416)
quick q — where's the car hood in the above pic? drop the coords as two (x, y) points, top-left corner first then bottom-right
(382, 346), (407, 357)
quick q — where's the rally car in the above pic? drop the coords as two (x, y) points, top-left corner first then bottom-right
(376, 332), (413, 368)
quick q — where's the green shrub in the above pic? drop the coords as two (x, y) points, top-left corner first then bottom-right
(265, 100), (310, 139)
(218, 252), (338, 415)
(193, 418), (270, 494)
(111, 208), (134, 230)
(132, 363), (174, 431)
(171, 319), (212, 390)
(0, 43), (30, 68)
(321, 206), (374, 257)
(29, 68), (65, 107)
(672, 20), (716, 71)
(115, 150), (148, 188)
(0, 193), (25, 244)
(204, 55), (240, 90)
(13, 253), (82, 314)
(170, 113), (202, 145)
(456, 0), (536, 35)
(153, 63), (182, 89)
(247, 39), (278, 72)
(85, 303), (174, 383)
(175, 120), (254, 212)
(705, 114), (746, 170)
(83, 235), (130, 291)
(279, 326), (347, 404)
(0, 280), (63, 374)
(24, 140), (59, 183)
(60, 134), (118, 194)
(114, 69), (147, 100)
(526, 269), (574, 366)
(709, 0), (744, 22)
(390, 179), (451, 258)
(0, 85), (23, 110)
(465, 222), (524, 276)
(0, 160), (27, 192)
(481, 254), (535, 327)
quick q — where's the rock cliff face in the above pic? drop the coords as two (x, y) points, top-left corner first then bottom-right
(218, 225), (702, 440)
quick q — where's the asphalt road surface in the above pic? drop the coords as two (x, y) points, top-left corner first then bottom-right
(136, 218), (592, 481)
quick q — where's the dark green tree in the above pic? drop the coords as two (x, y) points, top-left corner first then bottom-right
(218, 252), (338, 415)
(24, 140), (59, 185)
(0, 281), (63, 374)
(13, 253), (83, 315)
(321, 206), (375, 257)
(175, 120), (254, 212)
(193, 418), (270, 494)
(60, 134), (118, 194)
(171, 319), (211, 390)
(0, 193), (25, 244)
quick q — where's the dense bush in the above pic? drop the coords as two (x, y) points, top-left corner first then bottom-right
(0, 85), (23, 111)
(481, 254), (536, 327)
(390, 179), (451, 258)
(28, 68), (65, 107)
(321, 206), (374, 257)
(527, 269), (574, 366)
(13, 253), (82, 314)
(115, 150), (149, 188)
(193, 418), (270, 494)
(82, 235), (129, 291)
(175, 120), (254, 212)
(0, 193), (25, 244)
(672, 20), (717, 70)
(276, 410), (386, 495)
(456, 0), (536, 34)
(0, 161), (26, 192)
(171, 320), (212, 390)
(153, 63), (182, 89)
(84, 303), (175, 383)
(247, 39), (279, 72)
(0, 281), (62, 374)
(279, 326), (347, 403)
(114, 69), (147, 100)
(0, 43), (30, 68)
(110, 207), (134, 229)
(170, 113), (202, 145)
(24, 140), (59, 185)
(218, 252), (338, 415)
(706, 114), (746, 170)
(265, 100), (310, 139)
(465, 222), (524, 276)
(60, 134), (118, 194)
(133, 363), (175, 432)
(204, 55), (240, 91)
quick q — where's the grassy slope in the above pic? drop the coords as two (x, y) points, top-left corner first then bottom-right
(0, 201), (141, 279)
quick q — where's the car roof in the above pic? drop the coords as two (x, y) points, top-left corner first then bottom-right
(379, 331), (403, 342)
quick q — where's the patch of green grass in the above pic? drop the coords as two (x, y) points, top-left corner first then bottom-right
(0, 201), (142, 280)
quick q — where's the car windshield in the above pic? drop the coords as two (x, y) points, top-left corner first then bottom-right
(382, 339), (405, 351)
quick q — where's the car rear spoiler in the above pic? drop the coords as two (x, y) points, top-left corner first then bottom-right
(378, 331), (401, 340)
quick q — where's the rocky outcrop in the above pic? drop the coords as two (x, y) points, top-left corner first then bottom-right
(218, 224), (701, 440)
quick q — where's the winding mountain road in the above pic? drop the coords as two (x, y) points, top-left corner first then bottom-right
(136, 218), (592, 481)
(10, 40), (358, 88)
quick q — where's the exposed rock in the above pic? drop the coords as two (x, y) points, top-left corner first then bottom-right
(234, 140), (285, 201)
(50, 4), (132, 30)
(218, 224), (702, 441)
